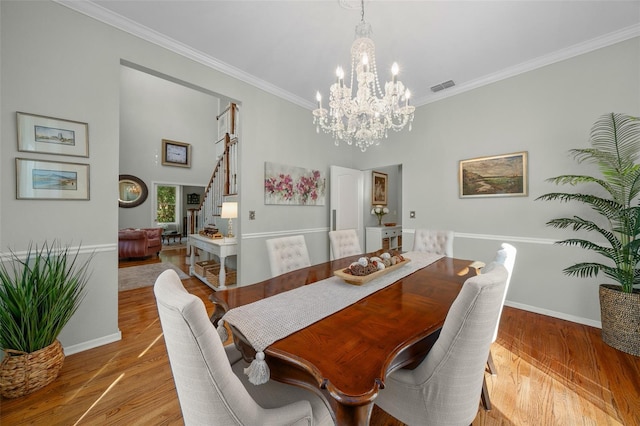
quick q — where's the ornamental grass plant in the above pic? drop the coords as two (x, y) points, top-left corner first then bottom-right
(0, 241), (94, 354)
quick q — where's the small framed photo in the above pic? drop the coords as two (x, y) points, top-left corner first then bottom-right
(162, 139), (191, 168)
(16, 158), (90, 200)
(17, 112), (89, 157)
(459, 151), (528, 198)
(372, 171), (388, 205)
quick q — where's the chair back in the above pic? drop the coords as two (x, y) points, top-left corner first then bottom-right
(266, 235), (311, 277)
(375, 264), (508, 426)
(329, 229), (362, 259)
(412, 229), (454, 256)
(485, 243), (517, 342)
(154, 270), (262, 425)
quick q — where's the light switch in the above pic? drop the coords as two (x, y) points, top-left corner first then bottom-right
(249, 211), (256, 220)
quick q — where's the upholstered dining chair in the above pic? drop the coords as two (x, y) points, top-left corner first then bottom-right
(374, 263), (509, 426)
(480, 242), (517, 410)
(328, 229), (362, 259)
(154, 269), (334, 426)
(266, 235), (312, 278)
(412, 229), (454, 257)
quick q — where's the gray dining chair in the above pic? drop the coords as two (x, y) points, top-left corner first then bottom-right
(266, 235), (311, 277)
(480, 242), (517, 410)
(154, 269), (334, 426)
(328, 229), (362, 259)
(412, 229), (454, 257)
(374, 263), (508, 426)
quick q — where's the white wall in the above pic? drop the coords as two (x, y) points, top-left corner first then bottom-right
(357, 37), (640, 325)
(119, 66), (218, 229)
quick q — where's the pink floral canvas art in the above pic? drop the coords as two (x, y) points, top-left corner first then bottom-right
(264, 162), (326, 205)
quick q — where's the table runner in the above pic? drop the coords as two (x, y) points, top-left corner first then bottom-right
(216, 251), (443, 385)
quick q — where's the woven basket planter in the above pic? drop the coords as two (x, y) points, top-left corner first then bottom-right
(0, 340), (65, 398)
(599, 284), (640, 357)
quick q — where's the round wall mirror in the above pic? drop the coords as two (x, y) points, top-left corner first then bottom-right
(119, 174), (148, 208)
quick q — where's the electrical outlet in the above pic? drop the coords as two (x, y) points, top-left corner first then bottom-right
(410, 211), (416, 218)
(249, 211), (255, 220)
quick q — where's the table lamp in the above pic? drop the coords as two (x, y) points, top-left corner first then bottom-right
(220, 202), (237, 238)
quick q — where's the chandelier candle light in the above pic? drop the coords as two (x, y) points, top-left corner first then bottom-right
(313, 0), (415, 152)
(372, 205), (389, 226)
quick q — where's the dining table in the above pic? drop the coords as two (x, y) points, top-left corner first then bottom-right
(209, 252), (479, 426)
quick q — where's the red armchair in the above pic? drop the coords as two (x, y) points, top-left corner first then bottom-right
(118, 228), (162, 259)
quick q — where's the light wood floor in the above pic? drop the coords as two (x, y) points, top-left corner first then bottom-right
(1, 247), (639, 425)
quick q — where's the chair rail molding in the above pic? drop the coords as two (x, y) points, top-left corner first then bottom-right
(0, 243), (117, 262)
(242, 227), (330, 240)
(402, 229), (555, 246)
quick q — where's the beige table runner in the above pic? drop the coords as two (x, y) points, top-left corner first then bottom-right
(217, 251), (443, 384)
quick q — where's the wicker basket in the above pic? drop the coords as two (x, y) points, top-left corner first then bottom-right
(599, 284), (640, 356)
(0, 340), (65, 398)
(206, 267), (236, 288)
(194, 260), (219, 276)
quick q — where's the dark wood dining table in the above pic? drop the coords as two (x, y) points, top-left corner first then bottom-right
(209, 254), (478, 426)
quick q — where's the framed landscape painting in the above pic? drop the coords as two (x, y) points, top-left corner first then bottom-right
(459, 151), (528, 198)
(16, 158), (90, 200)
(17, 112), (89, 157)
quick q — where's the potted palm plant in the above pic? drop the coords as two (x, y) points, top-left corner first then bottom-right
(0, 241), (93, 397)
(537, 112), (640, 356)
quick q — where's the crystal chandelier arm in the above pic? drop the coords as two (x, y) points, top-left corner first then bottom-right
(311, 0), (414, 152)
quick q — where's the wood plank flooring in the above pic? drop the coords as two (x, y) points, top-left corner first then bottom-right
(1, 248), (639, 425)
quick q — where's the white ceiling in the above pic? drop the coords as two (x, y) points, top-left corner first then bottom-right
(58, 1), (640, 109)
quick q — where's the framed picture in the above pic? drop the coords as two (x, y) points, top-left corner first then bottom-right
(372, 171), (388, 205)
(459, 151), (528, 198)
(16, 112), (89, 157)
(162, 139), (191, 168)
(187, 193), (200, 204)
(217, 102), (237, 141)
(16, 158), (90, 200)
(264, 162), (326, 206)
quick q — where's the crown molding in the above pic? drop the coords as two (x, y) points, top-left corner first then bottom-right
(53, 0), (315, 110)
(54, 1), (638, 111)
(414, 23), (640, 106)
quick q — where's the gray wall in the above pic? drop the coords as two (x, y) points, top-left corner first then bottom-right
(1, 1), (638, 355)
(119, 66), (218, 230)
(0, 1), (353, 354)
(362, 164), (402, 228)
(357, 37), (640, 326)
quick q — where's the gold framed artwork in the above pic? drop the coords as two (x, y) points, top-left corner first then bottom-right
(16, 112), (89, 157)
(162, 139), (191, 168)
(372, 171), (388, 205)
(459, 151), (528, 198)
(16, 158), (90, 200)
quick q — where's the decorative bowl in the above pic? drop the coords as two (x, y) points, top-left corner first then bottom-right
(334, 258), (410, 285)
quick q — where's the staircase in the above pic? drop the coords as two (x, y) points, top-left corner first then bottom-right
(186, 133), (238, 235)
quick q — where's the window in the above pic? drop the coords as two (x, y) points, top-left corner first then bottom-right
(156, 184), (179, 225)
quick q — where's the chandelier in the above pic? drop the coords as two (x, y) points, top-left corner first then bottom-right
(312, 0), (415, 152)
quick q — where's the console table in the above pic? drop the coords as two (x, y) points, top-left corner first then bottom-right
(366, 225), (402, 252)
(188, 234), (237, 290)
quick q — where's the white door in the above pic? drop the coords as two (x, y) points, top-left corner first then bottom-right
(330, 166), (364, 259)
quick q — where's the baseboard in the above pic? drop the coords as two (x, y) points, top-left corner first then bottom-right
(62, 330), (122, 356)
(505, 300), (602, 329)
